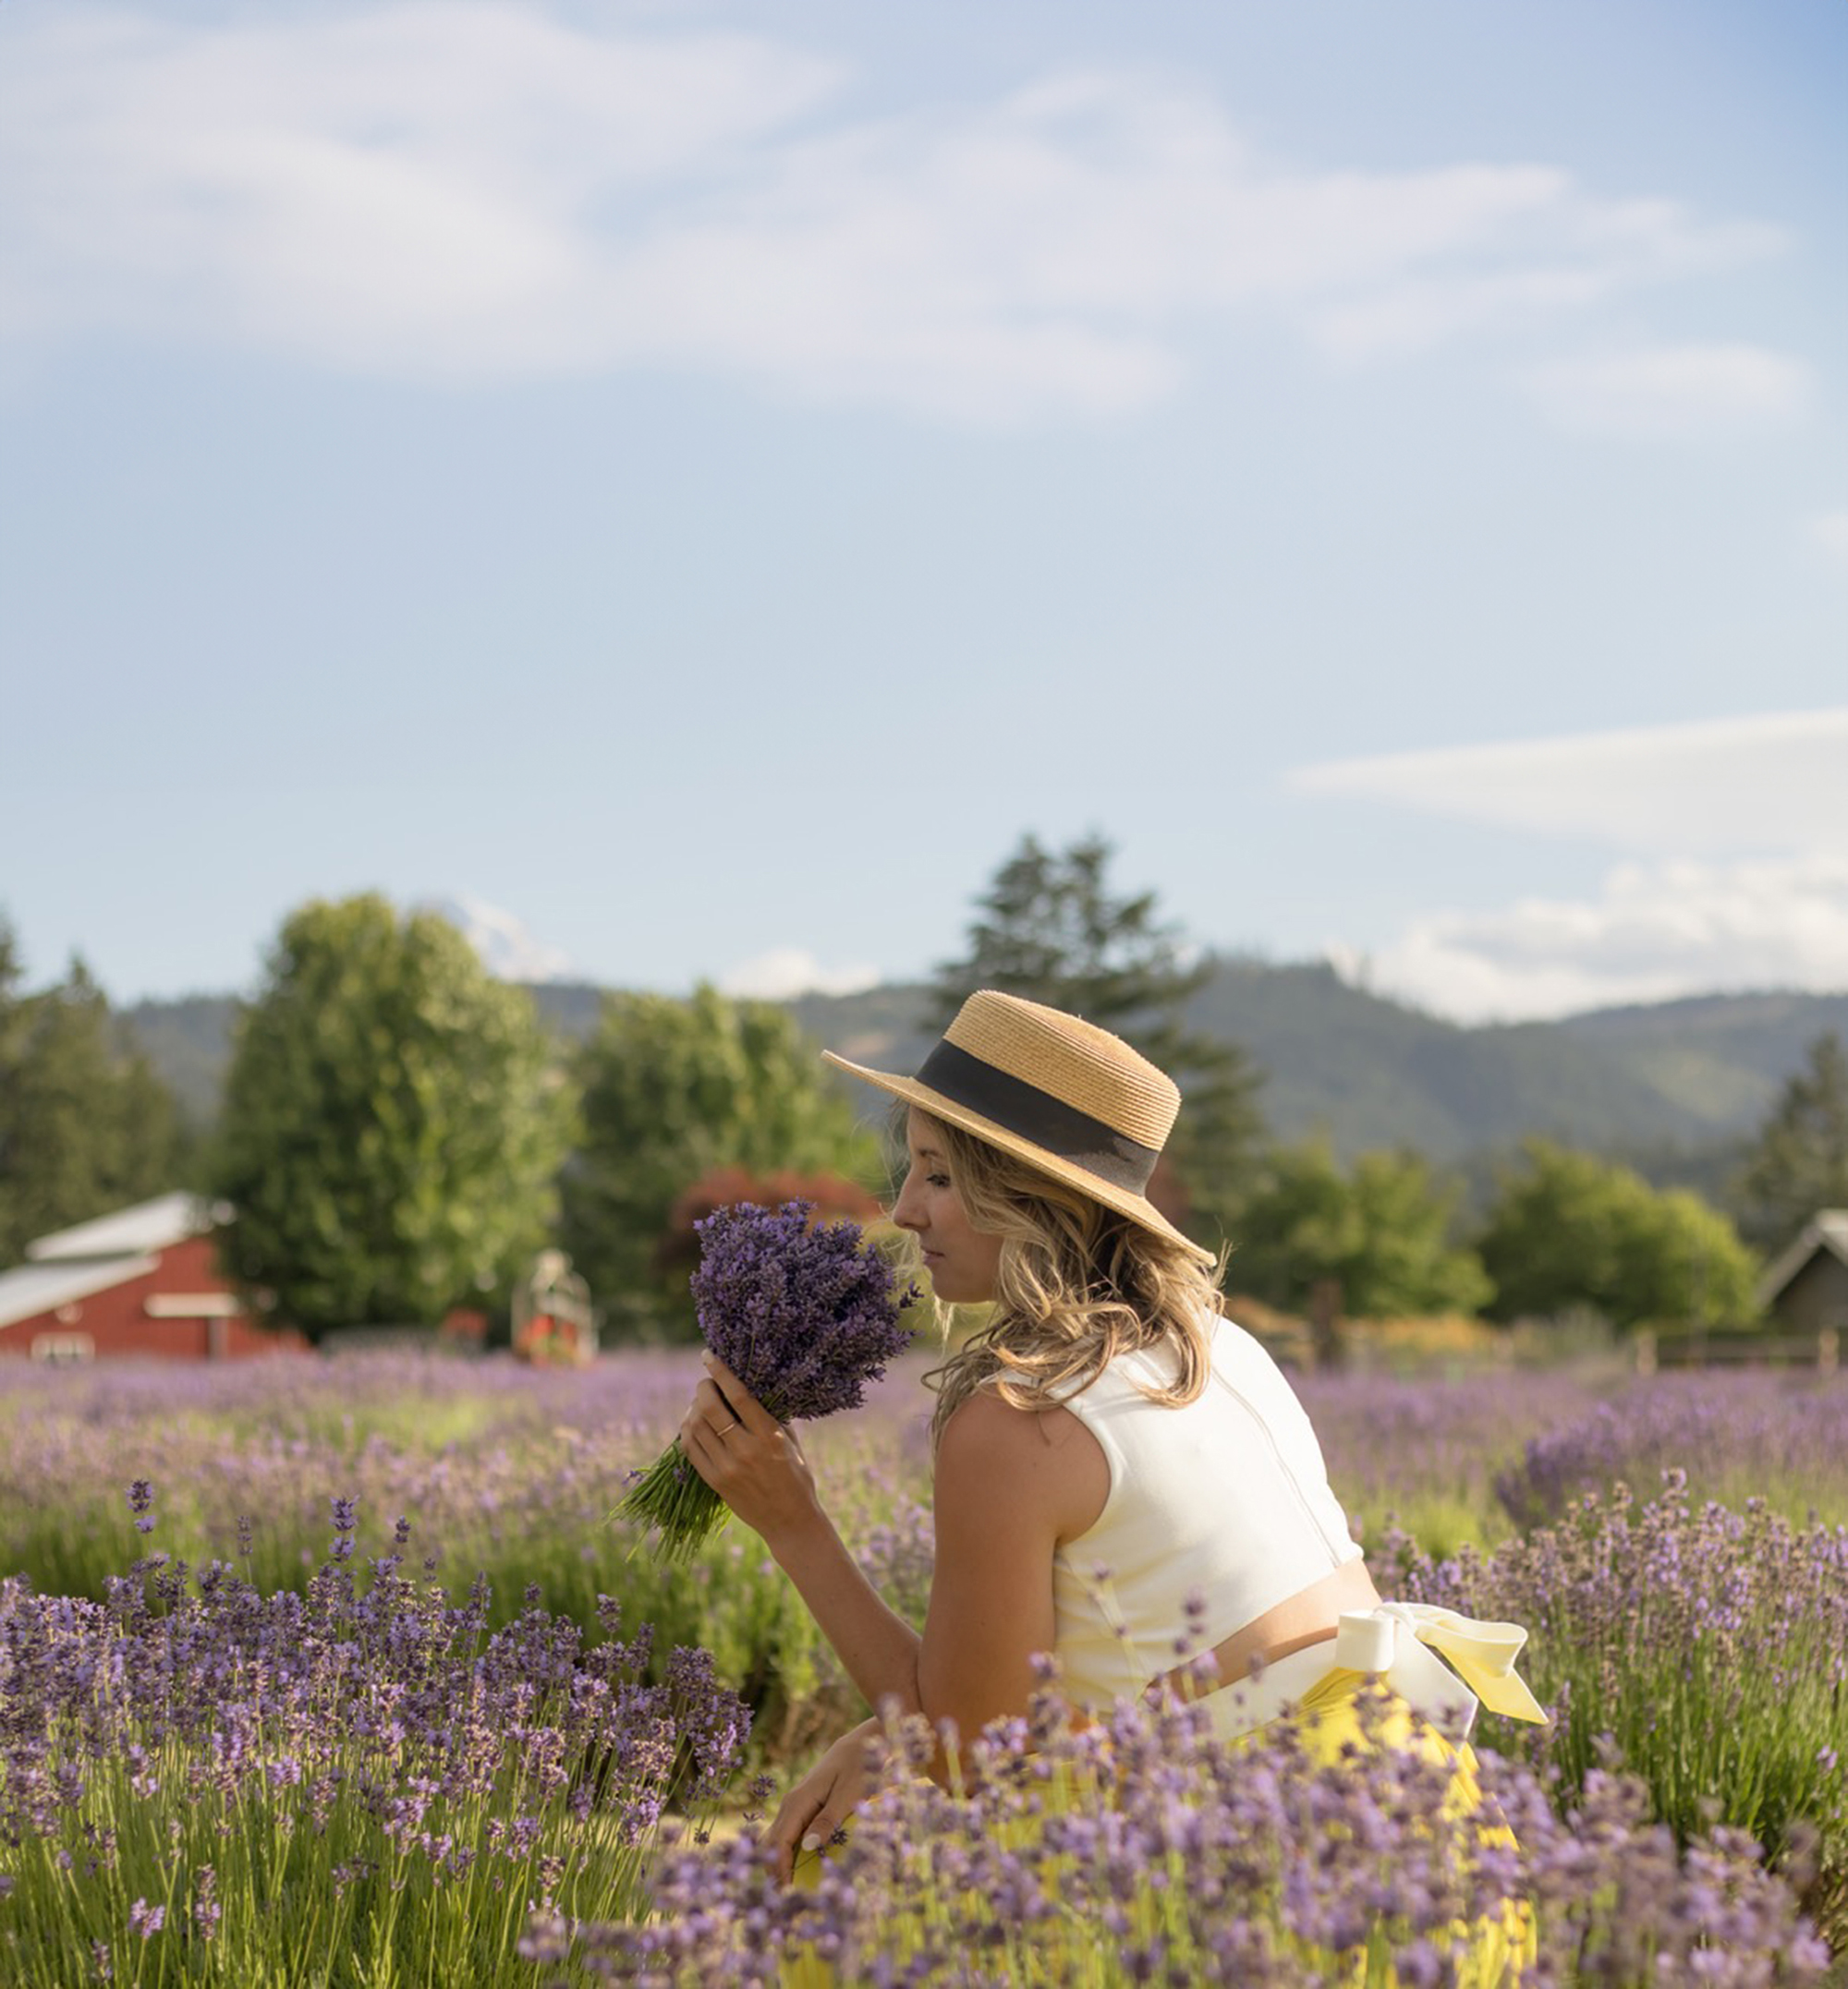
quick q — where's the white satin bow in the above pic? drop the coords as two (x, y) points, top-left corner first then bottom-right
(1336, 1601), (1549, 1726)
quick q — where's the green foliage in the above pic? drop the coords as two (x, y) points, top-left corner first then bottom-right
(930, 834), (1264, 1244)
(116, 972), (1848, 1181)
(1475, 1139), (1760, 1330)
(558, 985), (882, 1340)
(1732, 1030), (1848, 1251)
(0, 918), (186, 1264)
(1229, 1140), (1491, 1318)
(210, 894), (570, 1340)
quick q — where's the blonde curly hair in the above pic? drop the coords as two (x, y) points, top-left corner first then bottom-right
(908, 1110), (1226, 1448)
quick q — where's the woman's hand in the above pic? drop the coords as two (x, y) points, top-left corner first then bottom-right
(679, 1353), (822, 1548)
(762, 1717), (881, 1884)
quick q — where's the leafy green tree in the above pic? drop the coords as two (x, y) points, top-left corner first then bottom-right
(212, 895), (571, 1340)
(0, 920), (186, 1264)
(1228, 1141), (1491, 1318)
(930, 833), (1264, 1246)
(1733, 1032), (1848, 1252)
(1476, 1139), (1759, 1331)
(559, 986), (882, 1341)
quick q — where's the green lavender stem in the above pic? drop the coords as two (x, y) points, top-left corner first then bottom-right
(614, 1440), (729, 1563)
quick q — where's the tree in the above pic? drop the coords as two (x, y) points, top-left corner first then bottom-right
(558, 986), (883, 1341)
(1733, 1032), (1848, 1252)
(1228, 1141), (1492, 1319)
(0, 920), (187, 1264)
(1475, 1140), (1759, 1331)
(212, 895), (571, 1341)
(930, 834), (1264, 1247)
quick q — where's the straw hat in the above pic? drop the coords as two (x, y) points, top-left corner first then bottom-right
(823, 989), (1210, 1261)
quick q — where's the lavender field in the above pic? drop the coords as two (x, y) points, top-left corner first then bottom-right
(3, 1350), (1845, 1984)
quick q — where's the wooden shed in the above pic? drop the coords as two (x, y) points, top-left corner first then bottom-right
(1756, 1209), (1848, 1335)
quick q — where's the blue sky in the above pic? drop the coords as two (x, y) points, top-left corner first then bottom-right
(3, 0), (1844, 1021)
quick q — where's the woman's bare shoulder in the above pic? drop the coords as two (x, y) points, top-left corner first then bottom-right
(936, 1388), (1109, 1541)
(939, 1384), (1095, 1450)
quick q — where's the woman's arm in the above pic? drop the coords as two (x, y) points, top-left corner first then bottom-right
(680, 1355), (926, 1714)
(914, 1389), (1088, 1744)
(683, 1357), (1106, 1750)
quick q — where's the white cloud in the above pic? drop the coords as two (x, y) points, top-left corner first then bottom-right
(1517, 342), (1809, 436)
(717, 947), (881, 1001)
(1351, 856), (1848, 1022)
(0, 7), (842, 371)
(0, 6), (1789, 420)
(421, 893), (578, 983)
(1302, 710), (1848, 1019)
(1808, 510), (1848, 566)
(1290, 708), (1848, 856)
(1309, 201), (1779, 364)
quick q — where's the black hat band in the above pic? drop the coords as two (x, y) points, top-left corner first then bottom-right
(912, 1039), (1161, 1195)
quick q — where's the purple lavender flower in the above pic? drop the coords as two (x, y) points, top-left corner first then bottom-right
(0, 1503), (753, 1978)
(689, 1201), (918, 1418)
(192, 1865), (221, 1942)
(618, 1201), (917, 1561)
(127, 1480), (154, 1534)
(328, 1495), (359, 1562)
(559, 1687), (1832, 1983)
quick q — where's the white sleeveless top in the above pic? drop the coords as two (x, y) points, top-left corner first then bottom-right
(1050, 1315), (1362, 1709)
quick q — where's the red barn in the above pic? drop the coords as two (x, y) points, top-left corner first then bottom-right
(0, 1194), (306, 1362)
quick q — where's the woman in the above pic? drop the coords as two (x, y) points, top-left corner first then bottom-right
(678, 990), (1542, 1886)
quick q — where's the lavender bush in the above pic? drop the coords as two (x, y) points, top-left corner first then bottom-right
(0, 1348), (698, 1609)
(1491, 1376), (1848, 1528)
(6, 1353), (1848, 1975)
(0, 1490), (750, 1987)
(1376, 1472), (1848, 1950)
(0, 1348), (935, 1768)
(537, 1682), (1831, 1986)
(1300, 1368), (1848, 1557)
(1298, 1368), (1585, 1560)
(618, 1202), (917, 1561)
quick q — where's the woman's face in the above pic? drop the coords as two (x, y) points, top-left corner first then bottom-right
(890, 1109), (1005, 1304)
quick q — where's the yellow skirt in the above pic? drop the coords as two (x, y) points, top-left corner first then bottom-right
(1242, 1665), (1537, 1987)
(784, 1670), (1535, 1986)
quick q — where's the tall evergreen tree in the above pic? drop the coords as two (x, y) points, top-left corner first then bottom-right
(930, 834), (1264, 1246)
(0, 921), (185, 1264)
(212, 895), (572, 1340)
(1733, 1032), (1848, 1252)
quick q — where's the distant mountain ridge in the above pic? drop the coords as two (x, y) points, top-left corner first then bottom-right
(125, 963), (1848, 1190)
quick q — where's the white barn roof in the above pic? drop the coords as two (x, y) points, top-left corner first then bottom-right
(0, 1255), (160, 1332)
(26, 1193), (223, 1265)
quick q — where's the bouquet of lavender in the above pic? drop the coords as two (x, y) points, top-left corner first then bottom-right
(617, 1200), (918, 1562)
